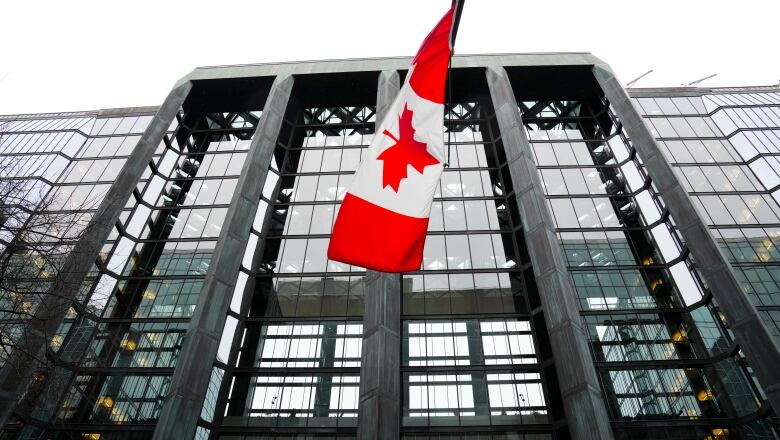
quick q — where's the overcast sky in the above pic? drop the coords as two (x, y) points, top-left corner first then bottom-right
(1, 0), (777, 115)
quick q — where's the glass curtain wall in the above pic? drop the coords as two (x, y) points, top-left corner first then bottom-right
(399, 101), (559, 439)
(11, 108), (260, 438)
(518, 93), (779, 439)
(197, 78), (561, 440)
(197, 103), (376, 440)
(634, 91), (780, 346)
(0, 113), (94, 366)
(0, 111), (165, 438)
(4, 69), (778, 440)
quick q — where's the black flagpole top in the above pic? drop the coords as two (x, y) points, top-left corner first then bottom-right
(450, 0), (465, 49)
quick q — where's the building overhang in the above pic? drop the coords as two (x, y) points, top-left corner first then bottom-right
(176, 52), (606, 87)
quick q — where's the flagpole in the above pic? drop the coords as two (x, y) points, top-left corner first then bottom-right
(450, 0), (465, 49)
(445, 0), (464, 167)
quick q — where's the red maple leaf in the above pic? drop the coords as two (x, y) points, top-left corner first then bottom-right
(377, 104), (440, 192)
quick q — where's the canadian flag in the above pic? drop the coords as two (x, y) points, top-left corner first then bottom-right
(328, 4), (459, 272)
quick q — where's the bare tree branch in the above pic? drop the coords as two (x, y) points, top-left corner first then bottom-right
(0, 148), (102, 426)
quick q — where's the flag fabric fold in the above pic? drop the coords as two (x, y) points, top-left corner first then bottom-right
(327, 4), (457, 272)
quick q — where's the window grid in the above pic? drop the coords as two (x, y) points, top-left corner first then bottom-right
(523, 97), (773, 435)
(45, 110), (258, 430)
(635, 92), (780, 355)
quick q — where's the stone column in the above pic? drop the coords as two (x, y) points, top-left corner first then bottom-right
(356, 70), (402, 440)
(485, 66), (615, 440)
(593, 62), (780, 413)
(152, 74), (294, 440)
(0, 82), (192, 429)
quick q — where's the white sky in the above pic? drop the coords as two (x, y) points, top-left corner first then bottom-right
(1, 0), (777, 115)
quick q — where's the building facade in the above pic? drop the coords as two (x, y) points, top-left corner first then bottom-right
(0, 54), (779, 440)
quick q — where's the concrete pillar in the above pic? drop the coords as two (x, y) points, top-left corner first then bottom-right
(0, 82), (192, 429)
(485, 66), (615, 440)
(356, 70), (402, 440)
(592, 62), (780, 414)
(152, 74), (294, 440)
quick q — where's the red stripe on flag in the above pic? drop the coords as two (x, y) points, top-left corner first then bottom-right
(328, 193), (428, 273)
(408, 6), (454, 104)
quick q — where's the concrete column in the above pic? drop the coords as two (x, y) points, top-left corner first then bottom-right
(485, 66), (615, 440)
(0, 82), (192, 429)
(152, 74), (294, 440)
(356, 70), (402, 440)
(593, 63), (780, 413)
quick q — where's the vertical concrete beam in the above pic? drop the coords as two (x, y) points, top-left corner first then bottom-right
(485, 66), (615, 440)
(153, 74), (294, 440)
(356, 70), (401, 440)
(593, 63), (780, 413)
(0, 82), (192, 428)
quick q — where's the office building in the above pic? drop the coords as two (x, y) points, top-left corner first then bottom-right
(0, 54), (779, 439)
